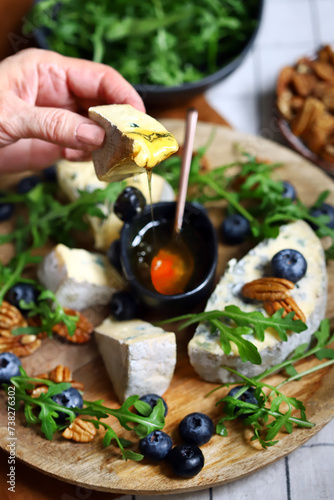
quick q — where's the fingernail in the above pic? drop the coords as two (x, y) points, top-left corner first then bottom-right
(76, 123), (105, 146)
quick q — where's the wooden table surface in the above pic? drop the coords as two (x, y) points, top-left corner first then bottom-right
(0, 2), (229, 498)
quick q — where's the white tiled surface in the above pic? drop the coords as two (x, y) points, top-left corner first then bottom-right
(117, 1), (334, 499)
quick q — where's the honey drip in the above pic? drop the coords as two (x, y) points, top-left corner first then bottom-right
(146, 169), (155, 226)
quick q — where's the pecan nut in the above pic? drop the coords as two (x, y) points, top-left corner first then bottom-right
(21, 334), (38, 345)
(30, 385), (49, 398)
(242, 277), (294, 302)
(0, 335), (41, 357)
(264, 297), (306, 323)
(27, 316), (48, 339)
(62, 418), (96, 443)
(35, 365), (84, 391)
(70, 380), (85, 391)
(49, 365), (72, 383)
(0, 301), (27, 337)
(52, 309), (93, 344)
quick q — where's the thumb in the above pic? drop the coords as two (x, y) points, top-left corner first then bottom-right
(0, 91), (105, 150)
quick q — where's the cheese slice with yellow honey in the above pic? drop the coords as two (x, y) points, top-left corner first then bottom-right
(88, 104), (179, 182)
(188, 220), (327, 383)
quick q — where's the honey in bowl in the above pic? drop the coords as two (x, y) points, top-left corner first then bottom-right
(151, 243), (194, 295)
(120, 202), (218, 310)
(131, 220), (195, 296)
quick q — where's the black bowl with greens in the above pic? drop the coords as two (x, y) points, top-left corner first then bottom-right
(30, 0), (263, 105)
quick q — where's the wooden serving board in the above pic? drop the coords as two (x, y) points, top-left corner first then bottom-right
(0, 121), (334, 496)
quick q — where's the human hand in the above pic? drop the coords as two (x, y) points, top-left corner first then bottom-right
(0, 48), (145, 172)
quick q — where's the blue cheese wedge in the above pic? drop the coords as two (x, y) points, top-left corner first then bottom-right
(188, 220), (327, 383)
(88, 104), (179, 182)
(56, 159), (175, 250)
(37, 244), (125, 310)
(94, 317), (176, 403)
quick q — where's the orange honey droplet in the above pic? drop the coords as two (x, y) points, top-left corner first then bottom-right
(151, 246), (194, 295)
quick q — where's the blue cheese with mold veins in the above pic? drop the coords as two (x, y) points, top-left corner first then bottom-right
(37, 244), (125, 310)
(94, 318), (176, 403)
(188, 220), (327, 383)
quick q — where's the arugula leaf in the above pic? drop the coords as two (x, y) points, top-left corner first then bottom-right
(313, 318), (331, 347)
(211, 319), (261, 365)
(79, 396), (165, 438)
(211, 319), (334, 449)
(315, 348), (334, 360)
(161, 306), (307, 365)
(0, 180), (124, 335)
(133, 399), (155, 417)
(8, 368), (165, 460)
(26, 0), (260, 86)
(9, 367), (74, 440)
(0, 252), (42, 304)
(158, 151), (334, 257)
(87, 420), (143, 461)
(10, 286), (78, 338)
(0, 182), (123, 250)
(215, 367), (314, 449)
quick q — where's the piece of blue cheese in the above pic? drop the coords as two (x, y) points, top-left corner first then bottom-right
(94, 317), (176, 403)
(37, 244), (125, 310)
(88, 104), (179, 182)
(56, 159), (175, 250)
(188, 220), (327, 383)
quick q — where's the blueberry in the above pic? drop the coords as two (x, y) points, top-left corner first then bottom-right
(0, 352), (22, 385)
(271, 249), (307, 283)
(6, 283), (39, 314)
(308, 203), (334, 230)
(107, 239), (122, 273)
(51, 387), (83, 422)
(138, 394), (168, 417)
(227, 386), (259, 416)
(220, 214), (250, 245)
(0, 200), (14, 221)
(114, 186), (146, 223)
(110, 291), (137, 321)
(139, 430), (173, 461)
(179, 412), (214, 446)
(228, 386), (258, 405)
(282, 181), (297, 201)
(43, 165), (57, 182)
(17, 175), (41, 194)
(167, 444), (204, 477)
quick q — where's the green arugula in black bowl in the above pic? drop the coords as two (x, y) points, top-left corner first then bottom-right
(26, 0), (264, 105)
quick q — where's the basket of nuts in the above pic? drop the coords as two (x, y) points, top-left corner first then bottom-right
(276, 45), (334, 175)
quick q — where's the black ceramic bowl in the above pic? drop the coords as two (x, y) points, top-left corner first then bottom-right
(33, 1), (263, 106)
(120, 202), (218, 311)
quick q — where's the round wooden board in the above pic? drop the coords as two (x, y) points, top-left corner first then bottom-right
(0, 121), (334, 495)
